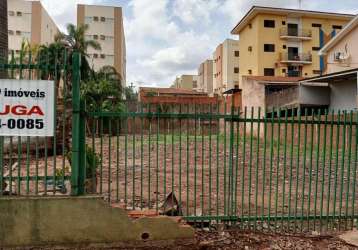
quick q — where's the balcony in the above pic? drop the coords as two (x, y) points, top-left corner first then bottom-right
(280, 28), (312, 40)
(280, 52), (312, 65)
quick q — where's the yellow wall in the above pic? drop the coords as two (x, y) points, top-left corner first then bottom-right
(238, 13), (351, 83)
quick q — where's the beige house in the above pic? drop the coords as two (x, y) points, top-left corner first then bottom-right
(213, 39), (240, 95)
(173, 75), (198, 90)
(78, 4), (126, 87)
(197, 59), (213, 94)
(7, 0), (59, 54)
(319, 15), (358, 74)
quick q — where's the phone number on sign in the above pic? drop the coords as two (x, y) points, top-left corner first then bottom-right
(0, 119), (44, 129)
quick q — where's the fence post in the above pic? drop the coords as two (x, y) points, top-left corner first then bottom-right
(71, 52), (85, 195)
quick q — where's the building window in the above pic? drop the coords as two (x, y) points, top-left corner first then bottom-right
(93, 16), (99, 22)
(264, 44), (275, 52)
(100, 54), (106, 59)
(248, 69), (252, 75)
(234, 67), (239, 74)
(264, 68), (275, 76)
(100, 35), (105, 40)
(93, 54), (98, 58)
(8, 30), (14, 35)
(282, 68), (286, 74)
(283, 45), (287, 49)
(313, 70), (321, 74)
(15, 50), (20, 54)
(264, 20), (275, 28)
(16, 11), (22, 16)
(332, 25), (342, 29)
(312, 46), (320, 51)
(8, 11), (14, 16)
(282, 21), (286, 25)
(101, 17), (106, 22)
(312, 23), (322, 28)
(93, 35), (98, 40)
(234, 51), (239, 57)
(16, 30), (21, 35)
(248, 46), (252, 52)
(248, 23), (252, 29)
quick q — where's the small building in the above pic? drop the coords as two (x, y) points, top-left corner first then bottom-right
(173, 75), (198, 90)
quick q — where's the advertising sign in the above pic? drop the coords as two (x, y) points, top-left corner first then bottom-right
(0, 79), (55, 136)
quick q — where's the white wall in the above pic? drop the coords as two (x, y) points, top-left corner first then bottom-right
(329, 80), (357, 111)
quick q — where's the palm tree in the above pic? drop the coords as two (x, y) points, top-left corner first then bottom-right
(55, 23), (101, 81)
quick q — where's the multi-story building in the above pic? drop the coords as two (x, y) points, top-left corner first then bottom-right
(77, 4), (126, 87)
(231, 6), (354, 82)
(0, 0), (7, 59)
(173, 75), (198, 90)
(212, 39), (240, 95)
(7, 0), (59, 54)
(197, 59), (213, 94)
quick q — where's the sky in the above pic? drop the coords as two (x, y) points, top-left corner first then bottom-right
(39, 0), (358, 88)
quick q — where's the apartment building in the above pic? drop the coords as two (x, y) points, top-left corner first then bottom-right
(7, 0), (59, 54)
(212, 39), (240, 95)
(173, 75), (198, 90)
(0, 0), (7, 58)
(77, 4), (126, 87)
(197, 59), (213, 94)
(231, 6), (354, 81)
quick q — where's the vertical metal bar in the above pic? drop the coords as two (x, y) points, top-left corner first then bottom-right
(148, 104), (152, 208)
(100, 117), (103, 194)
(261, 108), (268, 226)
(53, 49), (58, 194)
(344, 111), (353, 230)
(267, 108), (275, 230)
(319, 110), (328, 231)
(108, 118), (112, 202)
(208, 104), (212, 215)
(350, 111), (358, 229)
(338, 111), (347, 230)
(274, 108), (281, 231)
(26, 51), (32, 195)
(0, 137), (3, 196)
(287, 108), (295, 226)
(186, 104), (190, 215)
(313, 109), (322, 231)
(326, 110), (335, 230)
(140, 103), (144, 209)
(116, 119), (120, 202)
(307, 110), (315, 230)
(234, 106), (241, 217)
(223, 103), (227, 217)
(281, 108), (288, 229)
(332, 111), (341, 226)
(216, 103), (220, 221)
(241, 107), (247, 228)
(171, 104), (175, 216)
(201, 105), (205, 216)
(61, 50), (67, 189)
(124, 105), (128, 205)
(248, 107), (254, 223)
(156, 104), (160, 212)
(294, 108), (302, 232)
(300, 109), (309, 231)
(178, 104), (182, 209)
(132, 112), (136, 210)
(194, 104), (197, 215)
(254, 107), (261, 230)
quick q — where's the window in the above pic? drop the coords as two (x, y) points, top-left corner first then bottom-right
(283, 45), (287, 49)
(282, 68), (286, 74)
(312, 47), (320, 51)
(264, 20), (275, 28)
(248, 69), (252, 75)
(264, 44), (275, 52)
(8, 11), (14, 16)
(248, 46), (252, 52)
(15, 50), (20, 54)
(312, 23), (322, 28)
(101, 17), (106, 22)
(16, 30), (21, 35)
(332, 25), (342, 29)
(16, 11), (22, 16)
(264, 68), (275, 76)
(8, 30), (14, 35)
(234, 67), (239, 74)
(313, 70), (321, 74)
(93, 16), (99, 22)
(93, 54), (98, 58)
(248, 23), (252, 29)
(282, 21), (286, 25)
(100, 54), (106, 59)
(234, 51), (239, 57)
(93, 35), (98, 40)
(100, 35), (105, 40)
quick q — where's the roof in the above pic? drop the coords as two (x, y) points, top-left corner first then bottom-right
(300, 68), (358, 83)
(139, 87), (207, 96)
(223, 88), (242, 94)
(231, 6), (355, 34)
(243, 75), (304, 84)
(319, 15), (358, 55)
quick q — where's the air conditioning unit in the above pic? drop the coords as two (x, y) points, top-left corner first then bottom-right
(334, 52), (341, 61)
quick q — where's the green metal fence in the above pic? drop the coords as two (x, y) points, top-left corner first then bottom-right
(87, 104), (358, 232)
(0, 49), (80, 196)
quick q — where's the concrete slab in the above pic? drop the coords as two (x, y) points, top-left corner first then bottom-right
(0, 196), (194, 248)
(339, 230), (358, 247)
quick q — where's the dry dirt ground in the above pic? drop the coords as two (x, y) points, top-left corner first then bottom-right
(21, 230), (358, 250)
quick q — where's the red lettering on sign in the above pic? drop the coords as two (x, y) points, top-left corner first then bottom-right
(0, 105), (44, 116)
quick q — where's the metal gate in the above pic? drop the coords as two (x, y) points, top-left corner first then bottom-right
(86, 104), (358, 232)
